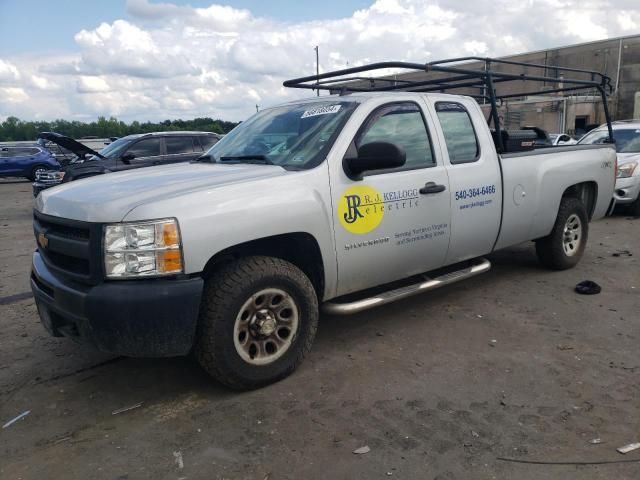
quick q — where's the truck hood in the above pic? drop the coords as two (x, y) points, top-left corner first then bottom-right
(35, 162), (289, 222)
(38, 132), (104, 159)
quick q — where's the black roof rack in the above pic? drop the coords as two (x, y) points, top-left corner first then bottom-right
(283, 57), (614, 153)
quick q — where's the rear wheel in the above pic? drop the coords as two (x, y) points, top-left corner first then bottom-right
(28, 165), (48, 181)
(195, 256), (318, 390)
(535, 197), (588, 270)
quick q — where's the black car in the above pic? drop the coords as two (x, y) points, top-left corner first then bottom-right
(33, 131), (220, 196)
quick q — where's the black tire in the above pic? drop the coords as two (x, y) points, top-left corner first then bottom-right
(28, 164), (49, 182)
(535, 197), (588, 270)
(195, 256), (318, 390)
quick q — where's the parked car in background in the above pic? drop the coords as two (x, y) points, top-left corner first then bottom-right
(549, 133), (578, 146)
(37, 132), (106, 168)
(0, 145), (59, 181)
(33, 131), (221, 196)
(521, 126), (553, 147)
(578, 120), (640, 215)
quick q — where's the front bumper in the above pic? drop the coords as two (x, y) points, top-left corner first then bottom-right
(31, 251), (204, 357)
(614, 176), (640, 205)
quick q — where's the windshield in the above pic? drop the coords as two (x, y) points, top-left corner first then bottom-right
(88, 136), (132, 160)
(203, 101), (358, 169)
(578, 128), (640, 152)
(619, 131), (640, 153)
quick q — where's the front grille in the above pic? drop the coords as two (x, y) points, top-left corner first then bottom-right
(33, 211), (102, 284)
(45, 250), (90, 275)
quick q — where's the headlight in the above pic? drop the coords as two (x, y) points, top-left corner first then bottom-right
(104, 218), (183, 278)
(49, 171), (65, 181)
(617, 161), (638, 178)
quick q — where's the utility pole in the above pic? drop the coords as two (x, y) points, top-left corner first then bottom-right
(314, 45), (319, 96)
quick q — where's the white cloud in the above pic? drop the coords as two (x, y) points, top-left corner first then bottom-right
(566, 12), (608, 41)
(1, 87), (29, 103)
(464, 40), (488, 56)
(2, 0), (639, 123)
(77, 76), (111, 93)
(618, 11), (640, 31)
(30, 75), (58, 90)
(0, 59), (20, 83)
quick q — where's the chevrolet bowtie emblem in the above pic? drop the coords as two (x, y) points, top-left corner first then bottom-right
(38, 232), (49, 249)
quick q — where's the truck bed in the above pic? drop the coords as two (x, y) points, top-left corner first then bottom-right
(494, 144), (616, 250)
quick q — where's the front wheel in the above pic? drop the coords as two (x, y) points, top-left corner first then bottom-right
(195, 256), (318, 390)
(28, 165), (49, 182)
(535, 197), (588, 270)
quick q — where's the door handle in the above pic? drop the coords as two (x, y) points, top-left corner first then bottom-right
(419, 182), (446, 194)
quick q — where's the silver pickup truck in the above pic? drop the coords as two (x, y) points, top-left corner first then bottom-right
(31, 58), (617, 389)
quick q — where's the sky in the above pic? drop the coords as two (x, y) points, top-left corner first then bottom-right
(0, 0), (638, 123)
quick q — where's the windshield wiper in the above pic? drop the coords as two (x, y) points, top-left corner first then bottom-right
(219, 155), (273, 165)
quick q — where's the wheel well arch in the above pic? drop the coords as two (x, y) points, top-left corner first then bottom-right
(562, 181), (597, 220)
(201, 232), (325, 298)
(29, 163), (50, 173)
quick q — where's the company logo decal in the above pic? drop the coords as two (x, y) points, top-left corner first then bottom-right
(338, 185), (385, 234)
(338, 186), (421, 234)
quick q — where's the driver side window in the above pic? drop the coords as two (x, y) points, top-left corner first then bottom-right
(126, 138), (161, 158)
(357, 103), (435, 171)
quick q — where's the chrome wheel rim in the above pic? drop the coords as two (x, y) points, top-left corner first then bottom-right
(233, 288), (299, 365)
(562, 214), (582, 256)
(34, 168), (46, 179)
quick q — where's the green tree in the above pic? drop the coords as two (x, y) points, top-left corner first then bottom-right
(0, 115), (239, 142)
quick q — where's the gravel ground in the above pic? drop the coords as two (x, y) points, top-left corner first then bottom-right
(1, 178), (639, 480)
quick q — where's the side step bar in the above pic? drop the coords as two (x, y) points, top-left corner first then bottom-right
(322, 258), (491, 315)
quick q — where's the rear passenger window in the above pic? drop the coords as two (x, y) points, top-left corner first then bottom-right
(9, 148), (38, 156)
(166, 136), (195, 155)
(435, 102), (480, 164)
(358, 103), (434, 170)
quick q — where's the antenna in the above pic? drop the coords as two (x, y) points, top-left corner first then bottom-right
(314, 46), (319, 96)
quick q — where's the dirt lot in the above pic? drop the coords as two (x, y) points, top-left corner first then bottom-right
(0, 178), (638, 480)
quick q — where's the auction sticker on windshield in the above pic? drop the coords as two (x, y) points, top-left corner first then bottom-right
(301, 105), (342, 118)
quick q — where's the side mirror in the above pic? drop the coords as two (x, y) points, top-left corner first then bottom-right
(344, 142), (406, 180)
(121, 152), (135, 164)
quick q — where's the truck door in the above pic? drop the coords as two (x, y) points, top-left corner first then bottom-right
(330, 101), (451, 296)
(427, 97), (502, 264)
